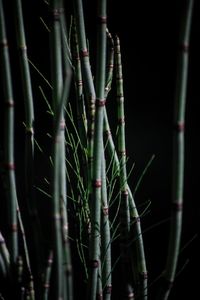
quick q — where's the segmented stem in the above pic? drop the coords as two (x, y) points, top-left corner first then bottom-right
(73, 0), (96, 185)
(14, 0), (42, 284)
(71, 19), (88, 186)
(101, 142), (112, 300)
(157, 1), (194, 299)
(115, 35), (134, 299)
(0, 0), (18, 264)
(50, 1), (64, 298)
(87, 0), (107, 299)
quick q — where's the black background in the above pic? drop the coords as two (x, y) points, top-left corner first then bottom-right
(1, 0), (199, 299)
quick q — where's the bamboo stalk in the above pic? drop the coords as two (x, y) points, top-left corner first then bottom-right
(115, 35), (134, 299)
(105, 29), (114, 98)
(60, 5), (74, 299)
(13, 0), (43, 284)
(71, 18), (87, 146)
(157, 1), (194, 299)
(101, 142), (112, 300)
(1, 4), (33, 288)
(73, 0), (96, 187)
(13, 0), (35, 214)
(71, 19), (88, 187)
(50, 0), (64, 298)
(97, 260), (103, 300)
(87, 0), (107, 299)
(16, 204), (32, 281)
(0, 0), (18, 265)
(50, 1), (73, 298)
(56, 73), (72, 298)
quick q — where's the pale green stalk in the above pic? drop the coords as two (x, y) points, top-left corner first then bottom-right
(0, 2), (32, 276)
(16, 204), (33, 284)
(50, 0), (64, 298)
(87, 0), (107, 299)
(0, 0), (18, 264)
(71, 19), (88, 187)
(73, 0), (96, 186)
(115, 35), (134, 299)
(71, 19), (87, 145)
(14, 0), (42, 283)
(101, 142), (112, 300)
(60, 5), (73, 298)
(13, 0), (34, 209)
(97, 261), (103, 300)
(105, 30), (114, 98)
(157, 1), (194, 299)
(50, 0), (73, 296)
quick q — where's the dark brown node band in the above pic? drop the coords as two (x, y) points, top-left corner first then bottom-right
(96, 98), (106, 107)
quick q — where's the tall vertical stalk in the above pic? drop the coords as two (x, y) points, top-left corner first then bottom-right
(157, 1), (194, 299)
(0, 0), (18, 265)
(71, 18), (87, 144)
(14, 0), (35, 214)
(115, 36), (134, 299)
(13, 0), (42, 283)
(60, 6), (73, 298)
(101, 142), (112, 300)
(71, 19), (88, 186)
(50, 0), (64, 298)
(50, 0), (72, 298)
(73, 0), (96, 186)
(87, 0), (107, 299)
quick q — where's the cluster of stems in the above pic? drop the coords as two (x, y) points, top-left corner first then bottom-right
(0, 0), (193, 299)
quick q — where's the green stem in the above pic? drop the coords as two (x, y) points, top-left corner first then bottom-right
(87, 0), (107, 299)
(115, 35), (134, 299)
(50, 0), (64, 298)
(73, 0), (96, 187)
(105, 30), (114, 98)
(0, 0), (18, 265)
(71, 19), (88, 186)
(101, 143), (112, 300)
(13, 0), (42, 284)
(14, 0), (35, 214)
(60, 6), (74, 299)
(157, 1), (194, 299)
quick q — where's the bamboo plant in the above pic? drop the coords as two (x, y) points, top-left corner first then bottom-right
(0, 0), (194, 299)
